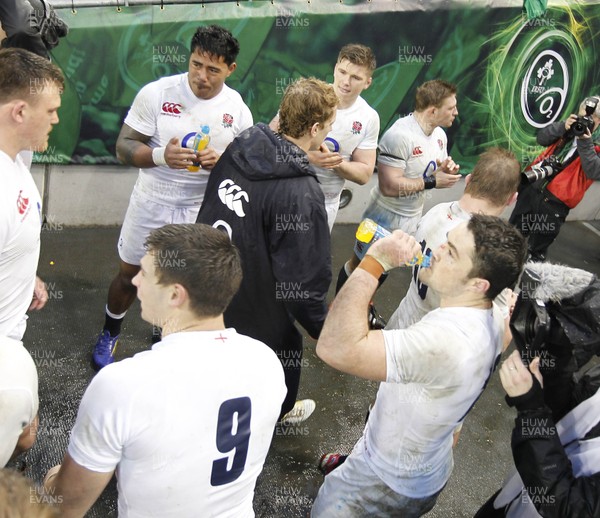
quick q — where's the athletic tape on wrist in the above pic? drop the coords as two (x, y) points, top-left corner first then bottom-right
(357, 255), (385, 279)
(423, 175), (436, 190)
(152, 146), (167, 167)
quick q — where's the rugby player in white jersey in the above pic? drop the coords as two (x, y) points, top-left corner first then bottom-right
(92, 25), (253, 369)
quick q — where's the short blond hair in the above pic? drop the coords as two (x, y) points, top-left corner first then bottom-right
(278, 77), (339, 139)
(0, 469), (59, 518)
(415, 79), (457, 111)
(337, 44), (376, 73)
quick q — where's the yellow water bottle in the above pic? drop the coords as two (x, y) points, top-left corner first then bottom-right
(187, 125), (211, 172)
(354, 218), (431, 267)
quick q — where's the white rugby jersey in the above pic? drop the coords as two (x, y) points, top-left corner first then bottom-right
(68, 329), (286, 518)
(387, 201), (469, 330)
(371, 113), (448, 217)
(125, 74), (253, 207)
(0, 151), (42, 339)
(314, 95), (379, 227)
(365, 305), (504, 498)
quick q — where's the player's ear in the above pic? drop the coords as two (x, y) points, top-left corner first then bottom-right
(469, 277), (490, 297)
(507, 191), (518, 206)
(310, 122), (320, 138)
(10, 100), (28, 123)
(364, 76), (373, 89)
(170, 283), (189, 308)
(226, 62), (237, 76)
(464, 173), (472, 186)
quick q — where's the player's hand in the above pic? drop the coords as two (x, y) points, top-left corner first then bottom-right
(436, 156), (460, 175)
(28, 276), (48, 311)
(197, 146), (220, 170)
(564, 114), (578, 132)
(434, 170), (461, 189)
(307, 145), (343, 169)
(164, 137), (197, 169)
(499, 350), (544, 397)
(367, 230), (421, 271)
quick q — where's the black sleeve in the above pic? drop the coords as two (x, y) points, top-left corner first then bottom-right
(576, 137), (600, 181)
(268, 192), (331, 339)
(536, 122), (567, 146)
(0, 0), (49, 59)
(509, 380), (600, 517)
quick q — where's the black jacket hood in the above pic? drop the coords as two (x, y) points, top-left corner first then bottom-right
(227, 123), (316, 181)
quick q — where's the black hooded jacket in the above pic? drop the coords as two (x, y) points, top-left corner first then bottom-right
(197, 123), (331, 353)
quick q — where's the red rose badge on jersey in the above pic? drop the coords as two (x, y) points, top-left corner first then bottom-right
(438, 139), (444, 149)
(351, 121), (362, 135)
(222, 113), (234, 128)
(17, 190), (29, 215)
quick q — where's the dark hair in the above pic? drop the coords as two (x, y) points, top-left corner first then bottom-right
(415, 79), (457, 111)
(0, 48), (64, 103)
(337, 43), (376, 73)
(190, 25), (239, 66)
(278, 77), (338, 139)
(467, 214), (528, 300)
(465, 147), (521, 206)
(144, 223), (242, 317)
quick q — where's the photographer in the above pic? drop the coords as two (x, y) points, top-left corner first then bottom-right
(0, 0), (68, 60)
(509, 97), (600, 261)
(475, 262), (600, 517)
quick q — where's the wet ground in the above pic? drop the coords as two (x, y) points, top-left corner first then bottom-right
(11, 220), (600, 517)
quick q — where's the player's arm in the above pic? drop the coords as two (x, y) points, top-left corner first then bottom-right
(330, 147), (376, 185)
(116, 124), (196, 170)
(377, 162), (430, 197)
(44, 453), (114, 518)
(317, 230), (421, 381)
(28, 275), (48, 310)
(270, 197), (331, 339)
(9, 414), (38, 462)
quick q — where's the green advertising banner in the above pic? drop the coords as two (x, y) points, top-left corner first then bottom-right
(38, 2), (600, 171)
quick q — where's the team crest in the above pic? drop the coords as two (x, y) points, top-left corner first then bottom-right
(438, 139), (443, 149)
(222, 113), (234, 128)
(17, 190), (29, 215)
(351, 121), (362, 135)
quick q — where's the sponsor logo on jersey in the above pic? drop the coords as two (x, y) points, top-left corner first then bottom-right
(218, 179), (249, 217)
(161, 102), (182, 116)
(351, 120), (362, 135)
(222, 113), (234, 128)
(16, 190), (29, 215)
(412, 146), (423, 157)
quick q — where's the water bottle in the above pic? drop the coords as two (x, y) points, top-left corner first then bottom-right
(354, 218), (431, 267)
(186, 125), (210, 172)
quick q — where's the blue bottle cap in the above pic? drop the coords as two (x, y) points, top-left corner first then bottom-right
(420, 251), (432, 268)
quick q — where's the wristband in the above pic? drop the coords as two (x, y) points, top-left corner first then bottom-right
(152, 146), (168, 167)
(423, 175), (436, 190)
(357, 255), (385, 280)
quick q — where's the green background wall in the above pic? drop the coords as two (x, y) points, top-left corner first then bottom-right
(40, 2), (600, 172)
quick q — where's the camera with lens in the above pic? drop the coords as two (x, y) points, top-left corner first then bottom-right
(570, 97), (598, 137)
(511, 264), (599, 361)
(523, 155), (563, 183)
